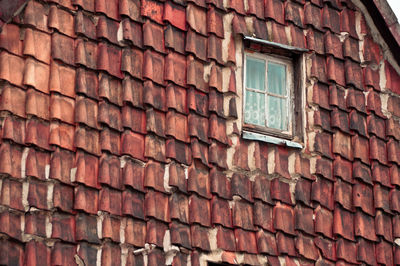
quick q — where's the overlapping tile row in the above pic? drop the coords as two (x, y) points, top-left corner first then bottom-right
(0, 0), (399, 265)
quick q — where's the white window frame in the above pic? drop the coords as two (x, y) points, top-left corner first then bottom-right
(243, 51), (295, 139)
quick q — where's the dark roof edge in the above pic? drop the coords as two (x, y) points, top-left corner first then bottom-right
(361, 0), (400, 65)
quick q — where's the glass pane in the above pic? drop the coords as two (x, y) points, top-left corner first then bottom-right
(244, 90), (265, 126)
(246, 56), (266, 91)
(267, 96), (288, 130)
(267, 62), (286, 96)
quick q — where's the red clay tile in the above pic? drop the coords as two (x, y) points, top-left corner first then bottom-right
(314, 108), (332, 132)
(74, 10), (96, 40)
(0, 211), (22, 240)
(270, 21), (289, 45)
(274, 202), (295, 235)
(352, 135), (370, 165)
(285, 1), (304, 28)
(122, 106), (146, 134)
(189, 193), (211, 226)
(165, 52), (186, 88)
(122, 161), (143, 190)
(170, 221), (191, 249)
(0, 24), (22, 57)
(23, 28), (50, 64)
(289, 24), (306, 48)
(74, 126), (100, 155)
(276, 232), (296, 256)
(294, 205), (314, 235)
(121, 18), (143, 48)
(51, 242), (76, 266)
(332, 131), (353, 161)
(314, 237), (335, 261)
(99, 186), (122, 215)
(376, 240), (394, 265)
(310, 54), (328, 83)
(144, 160), (165, 192)
(232, 199), (255, 230)
(209, 113), (228, 144)
(391, 165), (400, 187)
(333, 178), (352, 211)
(51, 213), (75, 242)
(211, 196), (232, 228)
(0, 178), (24, 210)
(75, 96), (98, 129)
(0, 142), (23, 178)
(296, 234), (319, 261)
(322, 5), (340, 33)
(247, 0), (264, 19)
(23, 57), (50, 93)
(48, 5), (75, 37)
(343, 36), (360, 62)
(26, 119), (51, 150)
(48, 122), (74, 151)
(188, 88), (209, 117)
(100, 128), (121, 155)
(315, 206), (333, 238)
(372, 161), (391, 187)
(99, 154), (122, 189)
(98, 74), (122, 106)
(256, 230), (278, 255)
(228, 0), (245, 14)
(369, 136), (388, 165)
(75, 150), (98, 188)
(24, 240), (51, 266)
(271, 178), (293, 205)
(208, 34), (224, 64)
(253, 200), (273, 232)
(209, 141), (228, 169)
(49, 61), (75, 98)
(119, 0), (141, 22)
(313, 83), (331, 111)
(333, 156), (352, 183)
(253, 177), (273, 204)
(0, 51), (24, 87)
(143, 20), (165, 53)
(77, 242), (98, 265)
(354, 210), (377, 241)
(165, 24), (186, 54)
(101, 243), (121, 266)
(95, 0), (119, 20)
(353, 181), (374, 215)
(53, 182), (74, 213)
(216, 226), (235, 251)
(96, 15), (119, 44)
(97, 43), (122, 79)
(50, 93), (75, 124)
(25, 89), (49, 120)
(125, 218), (146, 247)
(163, 1), (186, 31)
(356, 238), (376, 265)
(73, 0), (95, 12)
(76, 68), (98, 99)
(22, 1), (49, 32)
(391, 189), (400, 213)
(235, 229), (258, 254)
(340, 8), (357, 38)
(141, 0), (163, 24)
(26, 148), (50, 180)
(28, 179), (49, 210)
(167, 162), (186, 193)
(314, 131), (333, 159)
(367, 114), (386, 139)
(146, 219), (167, 246)
(344, 60), (363, 90)
(191, 224), (211, 251)
(206, 6), (223, 38)
(329, 85), (347, 111)
(121, 130), (145, 160)
(376, 210), (393, 241)
(364, 66), (381, 91)
(324, 32), (343, 60)
(326, 56), (345, 86)
(210, 168), (232, 200)
(75, 38), (97, 69)
(312, 177), (334, 210)
(122, 189), (145, 219)
(363, 36), (382, 66)
(231, 174), (251, 201)
(143, 50), (164, 85)
(188, 162), (210, 197)
(188, 113), (209, 143)
(0, 84), (26, 118)
(388, 95), (400, 117)
(385, 60), (400, 95)
(52, 33), (75, 66)
(304, 3), (322, 30)
(169, 192), (189, 223)
(336, 238), (358, 264)
(25, 211), (47, 237)
(232, 14), (248, 36)
(98, 101), (122, 131)
(2, 116), (25, 145)
(186, 29), (207, 61)
(74, 185), (99, 214)
(145, 189), (169, 222)
(102, 215), (120, 242)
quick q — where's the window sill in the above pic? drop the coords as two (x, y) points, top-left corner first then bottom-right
(242, 130), (303, 149)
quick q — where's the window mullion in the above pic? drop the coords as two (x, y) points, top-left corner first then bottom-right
(265, 59), (268, 127)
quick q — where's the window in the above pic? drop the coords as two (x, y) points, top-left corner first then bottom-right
(244, 52), (293, 136)
(242, 37), (306, 147)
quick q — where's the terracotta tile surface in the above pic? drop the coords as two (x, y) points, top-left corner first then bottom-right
(0, 0), (398, 265)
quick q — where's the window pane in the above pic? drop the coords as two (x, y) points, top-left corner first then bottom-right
(267, 62), (286, 96)
(244, 90), (265, 126)
(246, 56), (266, 91)
(267, 96), (288, 130)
